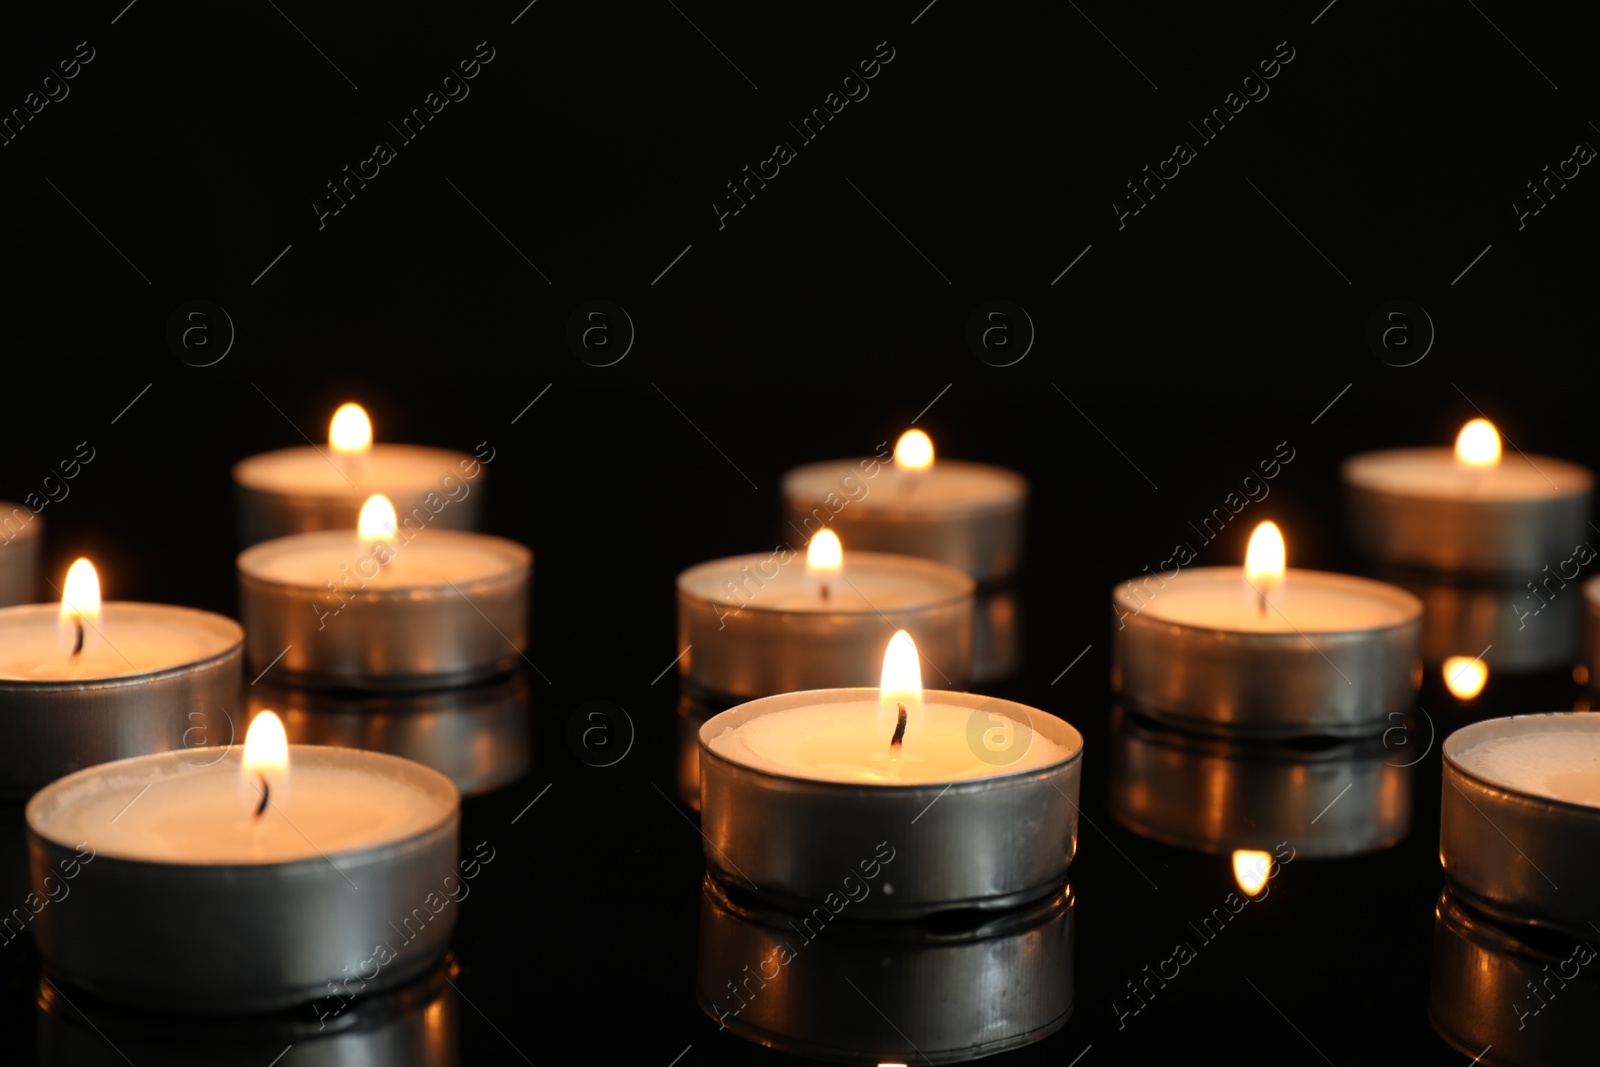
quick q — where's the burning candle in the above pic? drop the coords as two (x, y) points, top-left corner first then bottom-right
(676, 530), (975, 700)
(0, 559), (243, 798)
(1342, 418), (1593, 576)
(234, 401), (488, 547)
(1112, 521), (1423, 737)
(698, 632), (1082, 917)
(0, 497), (42, 607)
(1441, 712), (1600, 939)
(25, 714), (461, 1012)
(781, 430), (1028, 584)
(238, 495), (532, 689)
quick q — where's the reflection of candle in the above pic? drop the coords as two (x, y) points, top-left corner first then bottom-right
(699, 633), (1083, 917)
(238, 495), (532, 690)
(1343, 418), (1593, 575)
(0, 559), (243, 798)
(676, 536), (974, 700)
(782, 430), (1028, 584)
(1442, 713), (1600, 939)
(234, 401), (488, 547)
(1113, 521), (1422, 737)
(26, 738), (460, 1011)
(0, 497), (43, 607)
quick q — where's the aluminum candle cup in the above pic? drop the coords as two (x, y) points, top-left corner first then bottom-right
(698, 688), (1083, 918)
(252, 673), (532, 797)
(1428, 889), (1598, 1067)
(234, 445), (485, 547)
(26, 745), (460, 1013)
(1107, 708), (1411, 856)
(0, 500), (41, 606)
(697, 875), (1074, 1064)
(676, 550), (974, 700)
(781, 459), (1027, 584)
(1383, 567), (1580, 675)
(972, 586), (1021, 683)
(238, 529), (531, 690)
(1342, 447), (1592, 577)
(1440, 713), (1600, 938)
(0, 603), (243, 800)
(1112, 567), (1423, 738)
(37, 958), (461, 1067)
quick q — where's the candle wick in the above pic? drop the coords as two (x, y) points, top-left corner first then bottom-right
(819, 583), (830, 602)
(71, 618), (84, 658)
(255, 774), (270, 818)
(890, 702), (907, 753)
(1257, 586), (1268, 617)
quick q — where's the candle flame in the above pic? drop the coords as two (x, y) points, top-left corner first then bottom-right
(1232, 850), (1272, 896)
(1455, 418), (1501, 468)
(879, 630), (924, 751)
(329, 403), (373, 454)
(58, 558), (102, 657)
(1245, 521), (1286, 596)
(894, 429), (934, 472)
(358, 494), (398, 544)
(1443, 656), (1488, 701)
(807, 529), (843, 575)
(242, 711), (290, 816)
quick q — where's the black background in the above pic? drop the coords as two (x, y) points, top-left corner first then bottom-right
(2, 0), (1597, 1063)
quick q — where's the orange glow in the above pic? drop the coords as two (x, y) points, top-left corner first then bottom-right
(329, 403), (373, 454)
(894, 429), (934, 472)
(242, 711), (290, 815)
(1455, 419), (1501, 467)
(879, 630), (924, 750)
(1245, 521), (1286, 598)
(58, 558), (102, 657)
(1233, 850), (1272, 896)
(358, 494), (398, 545)
(1443, 656), (1488, 700)
(807, 529), (843, 575)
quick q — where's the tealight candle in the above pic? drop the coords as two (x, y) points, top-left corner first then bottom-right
(1112, 522), (1423, 737)
(1343, 418), (1593, 576)
(0, 559), (243, 799)
(782, 430), (1028, 584)
(1440, 712), (1600, 938)
(26, 713), (460, 1012)
(698, 632), (1083, 918)
(234, 402), (486, 547)
(0, 498), (42, 606)
(238, 495), (531, 689)
(676, 529), (975, 700)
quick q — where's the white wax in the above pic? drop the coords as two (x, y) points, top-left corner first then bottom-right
(1456, 721), (1600, 807)
(1117, 567), (1417, 634)
(30, 747), (452, 864)
(678, 551), (970, 613)
(0, 603), (240, 681)
(785, 459), (1026, 516)
(239, 529), (523, 590)
(1342, 448), (1591, 503)
(706, 700), (1071, 784)
(234, 444), (474, 497)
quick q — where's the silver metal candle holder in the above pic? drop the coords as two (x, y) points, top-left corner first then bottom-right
(698, 688), (1083, 919)
(26, 746), (460, 1013)
(1108, 708), (1411, 856)
(1383, 566), (1580, 675)
(1112, 571), (1424, 739)
(697, 873), (1074, 1064)
(0, 604), (244, 801)
(0, 501), (41, 606)
(237, 531), (531, 691)
(1440, 713), (1600, 940)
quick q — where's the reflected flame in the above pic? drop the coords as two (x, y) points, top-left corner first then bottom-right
(329, 403), (373, 454)
(894, 429), (934, 472)
(879, 630), (924, 750)
(807, 529), (843, 575)
(242, 711), (290, 815)
(1455, 418), (1501, 467)
(58, 558), (102, 657)
(1245, 521), (1286, 597)
(1443, 656), (1488, 700)
(358, 494), (398, 544)
(1233, 850), (1272, 896)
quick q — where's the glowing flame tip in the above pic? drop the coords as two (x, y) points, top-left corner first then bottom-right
(894, 429), (934, 472)
(1233, 850), (1272, 896)
(1455, 418), (1501, 467)
(329, 403), (373, 454)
